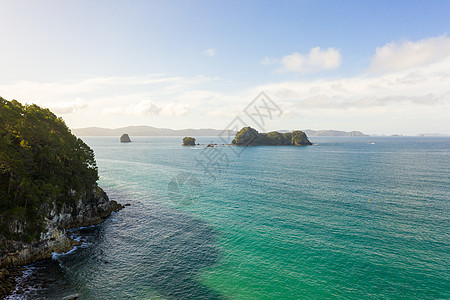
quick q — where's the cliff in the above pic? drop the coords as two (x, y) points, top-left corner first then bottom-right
(0, 97), (123, 269)
(0, 186), (122, 267)
(232, 127), (312, 146)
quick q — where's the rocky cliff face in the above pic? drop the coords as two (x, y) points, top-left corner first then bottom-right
(0, 186), (122, 267)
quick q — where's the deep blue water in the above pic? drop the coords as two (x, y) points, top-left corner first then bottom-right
(8, 136), (450, 299)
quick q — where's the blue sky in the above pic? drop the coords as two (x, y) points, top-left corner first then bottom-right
(1, 0), (450, 134)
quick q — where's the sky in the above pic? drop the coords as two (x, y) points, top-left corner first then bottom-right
(1, 0), (450, 135)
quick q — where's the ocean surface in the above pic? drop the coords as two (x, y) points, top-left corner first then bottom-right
(8, 136), (449, 299)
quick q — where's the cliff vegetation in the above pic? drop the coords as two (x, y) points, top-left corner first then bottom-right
(232, 127), (312, 146)
(182, 137), (196, 146)
(0, 97), (115, 248)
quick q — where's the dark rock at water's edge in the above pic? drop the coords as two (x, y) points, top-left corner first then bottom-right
(0, 186), (123, 269)
(182, 137), (196, 146)
(63, 293), (81, 300)
(232, 127), (312, 146)
(120, 133), (132, 143)
(0, 187), (123, 298)
(0, 266), (23, 298)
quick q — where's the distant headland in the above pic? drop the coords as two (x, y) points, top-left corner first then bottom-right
(72, 125), (367, 137)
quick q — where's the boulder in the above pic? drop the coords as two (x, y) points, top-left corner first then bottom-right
(120, 134), (132, 143)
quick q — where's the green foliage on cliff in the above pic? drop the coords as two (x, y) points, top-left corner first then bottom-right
(0, 97), (98, 241)
(182, 137), (196, 146)
(232, 127), (312, 146)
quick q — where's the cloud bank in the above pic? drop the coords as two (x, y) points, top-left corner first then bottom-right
(0, 36), (448, 133)
(276, 47), (342, 73)
(370, 35), (450, 73)
(45, 98), (88, 114)
(103, 100), (190, 117)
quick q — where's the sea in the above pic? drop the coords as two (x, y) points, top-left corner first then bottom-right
(6, 136), (449, 299)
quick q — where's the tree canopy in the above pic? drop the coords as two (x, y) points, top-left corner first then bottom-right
(182, 137), (196, 146)
(232, 127), (312, 146)
(0, 97), (99, 241)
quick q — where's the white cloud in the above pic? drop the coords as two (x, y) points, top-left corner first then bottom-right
(159, 103), (190, 116)
(203, 48), (216, 57)
(370, 35), (450, 73)
(102, 100), (190, 117)
(41, 98), (87, 114)
(260, 56), (278, 65)
(0, 53), (448, 134)
(206, 107), (242, 118)
(277, 47), (342, 73)
(0, 74), (216, 103)
(253, 55), (450, 110)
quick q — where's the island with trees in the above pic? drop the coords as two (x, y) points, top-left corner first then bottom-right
(182, 137), (196, 146)
(0, 97), (123, 280)
(232, 127), (312, 146)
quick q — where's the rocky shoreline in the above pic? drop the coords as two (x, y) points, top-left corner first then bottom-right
(0, 266), (24, 297)
(0, 186), (123, 298)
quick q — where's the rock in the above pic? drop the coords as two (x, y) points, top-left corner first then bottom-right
(124, 203), (131, 206)
(0, 266), (22, 298)
(63, 294), (80, 300)
(0, 186), (123, 268)
(120, 133), (132, 143)
(182, 137), (196, 146)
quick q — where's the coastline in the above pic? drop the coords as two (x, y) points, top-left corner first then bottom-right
(0, 266), (23, 297)
(0, 187), (123, 298)
(0, 225), (103, 299)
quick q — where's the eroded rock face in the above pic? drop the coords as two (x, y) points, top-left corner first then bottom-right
(0, 186), (122, 268)
(120, 134), (132, 143)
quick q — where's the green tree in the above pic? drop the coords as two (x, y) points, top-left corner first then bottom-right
(232, 127), (312, 146)
(0, 97), (99, 241)
(182, 137), (196, 146)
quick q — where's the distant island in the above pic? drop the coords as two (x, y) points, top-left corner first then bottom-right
(302, 129), (367, 137)
(182, 137), (196, 146)
(120, 133), (132, 143)
(232, 127), (312, 146)
(72, 125), (368, 137)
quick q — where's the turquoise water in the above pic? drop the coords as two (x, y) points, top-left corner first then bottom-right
(21, 137), (450, 299)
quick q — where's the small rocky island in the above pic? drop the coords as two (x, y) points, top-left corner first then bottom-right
(182, 137), (196, 146)
(232, 127), (312, 146)
(0, 98), (123, 297)
(120, 133), (132, 143)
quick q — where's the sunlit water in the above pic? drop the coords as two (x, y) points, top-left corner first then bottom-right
(10, 136), (450, 299)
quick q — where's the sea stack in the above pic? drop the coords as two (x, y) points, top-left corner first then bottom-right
(182, 137), (196, 146)
(120, 134), (132, 143)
